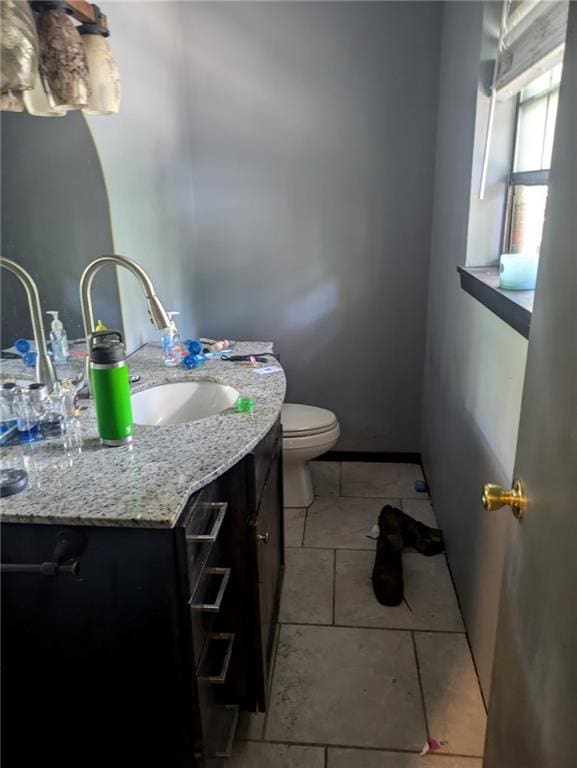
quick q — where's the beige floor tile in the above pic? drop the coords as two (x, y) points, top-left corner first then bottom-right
(328, 747), (483, 767)
(284, 507), (306, 547)
(235, 710), (266, 741)
(265, 624), (426, 750)
(342, 463), (427, 499)
(231, 741), (324, 768)
(304, 496), (397, 550)
(335, 551), (463, 631)
(311, 461), (340, 496)
(279, 548), (334, 625)
(401, 498), (438, 527)
(414, 633), (487, 756)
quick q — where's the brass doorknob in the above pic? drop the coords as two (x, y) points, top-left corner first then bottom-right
(482, 479), (526, 519)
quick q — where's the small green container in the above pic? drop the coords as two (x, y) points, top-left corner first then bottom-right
(89, 330), (133, 447)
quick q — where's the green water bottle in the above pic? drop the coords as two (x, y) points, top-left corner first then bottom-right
(89, 330), (133, 447)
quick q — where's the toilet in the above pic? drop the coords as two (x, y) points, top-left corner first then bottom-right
(281, 403), (340, 508)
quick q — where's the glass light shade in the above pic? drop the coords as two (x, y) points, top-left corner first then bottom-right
(23, 71), (65, 117)
(1, 0), (39, 93)
(36, 8), (89, 111)
(81, 33), (120, 115)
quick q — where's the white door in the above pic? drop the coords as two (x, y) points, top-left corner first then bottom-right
(483, 7), (577, 767)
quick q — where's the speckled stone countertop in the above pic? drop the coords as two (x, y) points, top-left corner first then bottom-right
(0, 342), (285, 528)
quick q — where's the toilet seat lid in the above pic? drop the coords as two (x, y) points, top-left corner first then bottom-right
(281, 403), (338, 436)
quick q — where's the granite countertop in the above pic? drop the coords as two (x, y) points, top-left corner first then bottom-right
(0, 342), (286, 528)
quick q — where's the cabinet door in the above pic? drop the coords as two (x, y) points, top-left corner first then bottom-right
(248, 437), (284, 709)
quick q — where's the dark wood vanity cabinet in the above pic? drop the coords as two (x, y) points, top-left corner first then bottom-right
(247, 425), (284, 710)
(1, 421), (284, 768)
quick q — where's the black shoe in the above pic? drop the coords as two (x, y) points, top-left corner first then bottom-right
(372, 505), (404, 606)
(398, 510), (444, 556)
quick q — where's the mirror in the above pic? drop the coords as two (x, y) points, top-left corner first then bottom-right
(0, 110), (121, 351)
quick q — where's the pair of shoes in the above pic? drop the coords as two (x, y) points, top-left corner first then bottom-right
(372, 505), (444, 607)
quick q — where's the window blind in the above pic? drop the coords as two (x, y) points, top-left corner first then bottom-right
(495, 0), (569, 100)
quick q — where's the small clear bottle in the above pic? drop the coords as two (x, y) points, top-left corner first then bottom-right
(0, 384), (18, 445)
(60, 378), (80, 423)
(46, 311), (70, 365)
(40, 383), (66, 440)
(14, 388), (40, 444)
(162, 311), (183, 367)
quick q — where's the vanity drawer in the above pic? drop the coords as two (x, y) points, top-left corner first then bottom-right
(196, 633), (238, 764)
(195, 690), (238, 766)
(183, 484), (229, 594)
(189, 546), (232, 664)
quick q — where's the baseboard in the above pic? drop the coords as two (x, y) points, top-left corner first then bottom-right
(315, 450), (422, 464)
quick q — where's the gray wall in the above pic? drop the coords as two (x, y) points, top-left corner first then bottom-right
(421, 1), (528, 700)
(183, 1), (442, 451)
(85, 1), (442, 451)
(0, 111), (120, 348)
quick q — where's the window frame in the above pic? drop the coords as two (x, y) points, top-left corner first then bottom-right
(502, 73), (561, 256)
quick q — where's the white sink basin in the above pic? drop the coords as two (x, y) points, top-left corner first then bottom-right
(131, 381), (239, 426)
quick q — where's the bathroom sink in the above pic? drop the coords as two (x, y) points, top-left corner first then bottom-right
(131, 381), (239, 426)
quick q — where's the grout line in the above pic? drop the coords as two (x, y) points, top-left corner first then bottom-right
(280, 621), (468, 636)
(411, 631), (431, 742)
(331, 549), (337, 625)
(301, 504), (309, 547)
(284, 544), (377, 553)
(339, 493), (430, 501)
(324, 745), (328, 768)
(257, 737), (483, 759)
(285, 545), (338, 552)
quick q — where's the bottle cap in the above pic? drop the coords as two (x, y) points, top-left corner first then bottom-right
(28, 383), (48, 402)
(185, 339), (202, 356)
(0, 468), (28, 497)
(14, 338), (31, 354)
(22, 351), (37, 368)
(46, 311), (63, 332)
(89, 330), (126, 364)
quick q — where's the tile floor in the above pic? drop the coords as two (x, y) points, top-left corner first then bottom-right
(231, 462), (487, 767)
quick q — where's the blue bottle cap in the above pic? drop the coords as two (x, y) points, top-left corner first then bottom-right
(22, 351), (37, 368)
(182, 353), (207, 369)
(14, 338), (31, 354)
(185, 339), (203, 356)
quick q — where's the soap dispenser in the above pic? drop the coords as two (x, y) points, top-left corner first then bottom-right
(46, 311), (69, 365)
(162, 312), (182, 367)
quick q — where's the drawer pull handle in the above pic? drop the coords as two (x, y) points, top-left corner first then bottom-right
(257, 532), (270, 544)
(186, 502), (228, 543)
(198, 632), (235, 684)
(1, 561), (80, 577)
(215, 705), (240, 759)
(189, 567), (231, 613)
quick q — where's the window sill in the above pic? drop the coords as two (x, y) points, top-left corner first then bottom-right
(457, 266), (533, 339)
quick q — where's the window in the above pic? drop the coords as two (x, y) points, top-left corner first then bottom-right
(503, 64), (562, 257)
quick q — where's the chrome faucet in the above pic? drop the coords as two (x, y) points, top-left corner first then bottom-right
(0, 257), (57, 389)
(79, 254), (170, 389)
